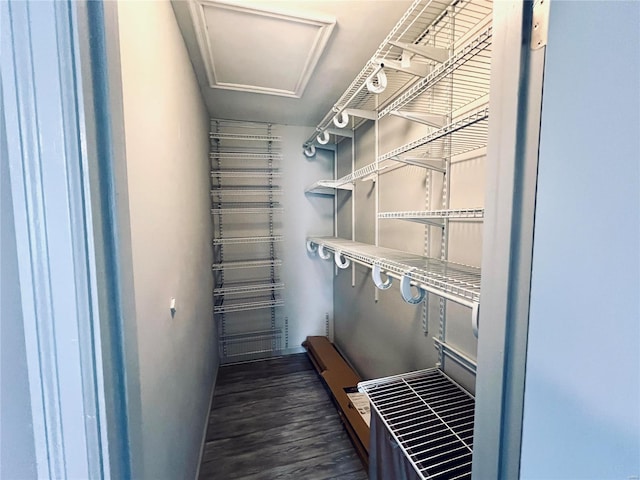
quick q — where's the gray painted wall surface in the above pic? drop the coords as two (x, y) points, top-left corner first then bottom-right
(280, 126), (335, 346)
(520, 2), (640, 478)
(115, 1), (217, 478)
(333, 113), (483, 390)
(0, 85), (37, 480)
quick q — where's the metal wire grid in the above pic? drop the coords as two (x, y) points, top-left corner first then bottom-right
(209, 132), (281, 142)
(212, 235), (284, 246)
(213, 298), (284, 314)
(210, 119), (285, 363)
(214, 281), (285, 296)
(304, 0), (492, 147)
(210, 169), (282, 179)
(218, 329), (283, 362)
(210, 201), (282, 215)
(380, 26), (492, 118)
(359, 368), (474, 480)
(380, 107), (489, 161)
(378, 208), (484, 222)
(212, 259), (282, 271)
(210, 187), (283, 197)
(312, 107), (488, 190)
(307, 236), (480, 304)
(209, 152), (283, 160)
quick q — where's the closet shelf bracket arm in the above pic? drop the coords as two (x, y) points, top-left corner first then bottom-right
(375, 58), (430, 78)
(389, 40), (449, 63)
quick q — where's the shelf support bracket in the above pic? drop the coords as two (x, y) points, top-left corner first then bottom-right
(390, 156), (446, 173)
(390, 110), (447, 128)
(325, 127), (353, 138)
(345, 108), (377, 121)
(389, 40), (449, 63)
(375, 58), (431, 77)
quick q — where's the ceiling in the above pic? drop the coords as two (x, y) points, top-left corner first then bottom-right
(171, 0), (412, 126)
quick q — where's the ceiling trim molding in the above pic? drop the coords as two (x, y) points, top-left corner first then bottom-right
(188, 0), (336, 98)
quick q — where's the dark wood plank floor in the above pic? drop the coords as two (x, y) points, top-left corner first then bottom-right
(198, 354), (368, 480)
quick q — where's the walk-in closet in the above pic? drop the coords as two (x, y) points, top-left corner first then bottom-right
(2, 0), (638, 479)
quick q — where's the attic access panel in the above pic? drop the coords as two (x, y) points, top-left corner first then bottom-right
(189, 0), (336, 98)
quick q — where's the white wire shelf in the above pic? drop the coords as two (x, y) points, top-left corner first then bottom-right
(218, 329), (283, 364)
(378, 208), (484, 225)
(214, 298), (284, 314)
(210, 169), (281, 179)
(211, 206), (283, 215)
(210, 187), (283, 197)
(307, 108), (489, 192)
(209, 132), (281, 142)
(209, 152), (283, 161)
(307, 236), (480, 305)
(211, 202), (284, 215)
(380, 106), (489, 162)
(214, 281), (285, 296)
(212, 259), (282, 271)
(358, 368), (475, 480)
(380, 26), (492, 119)
(303, 0), (493, 148)
(212, 235), (283, 246)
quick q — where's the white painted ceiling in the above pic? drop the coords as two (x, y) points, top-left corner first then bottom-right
(171, 0), (413, 126)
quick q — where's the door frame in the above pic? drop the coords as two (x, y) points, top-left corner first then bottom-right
(472, 1), (547, 478)
(1, 1), (137, 477)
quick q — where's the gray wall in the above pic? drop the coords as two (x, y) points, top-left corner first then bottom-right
(114, 1), (217, 478)
(520, 2), (640, 477)
(280, 126), (335, 346)
(0, 83), (37, 480)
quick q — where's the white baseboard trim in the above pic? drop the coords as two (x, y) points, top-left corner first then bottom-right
(194, 364), (219, 480)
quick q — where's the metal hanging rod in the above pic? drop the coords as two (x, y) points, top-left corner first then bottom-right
(432, 338), (477, 375)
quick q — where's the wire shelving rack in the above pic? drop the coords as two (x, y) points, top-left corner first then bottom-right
(302, 0), (493, 149)
(307, 236), (480, 305)
(359, 368), (475, 480)
(210, 119), (287, 363)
